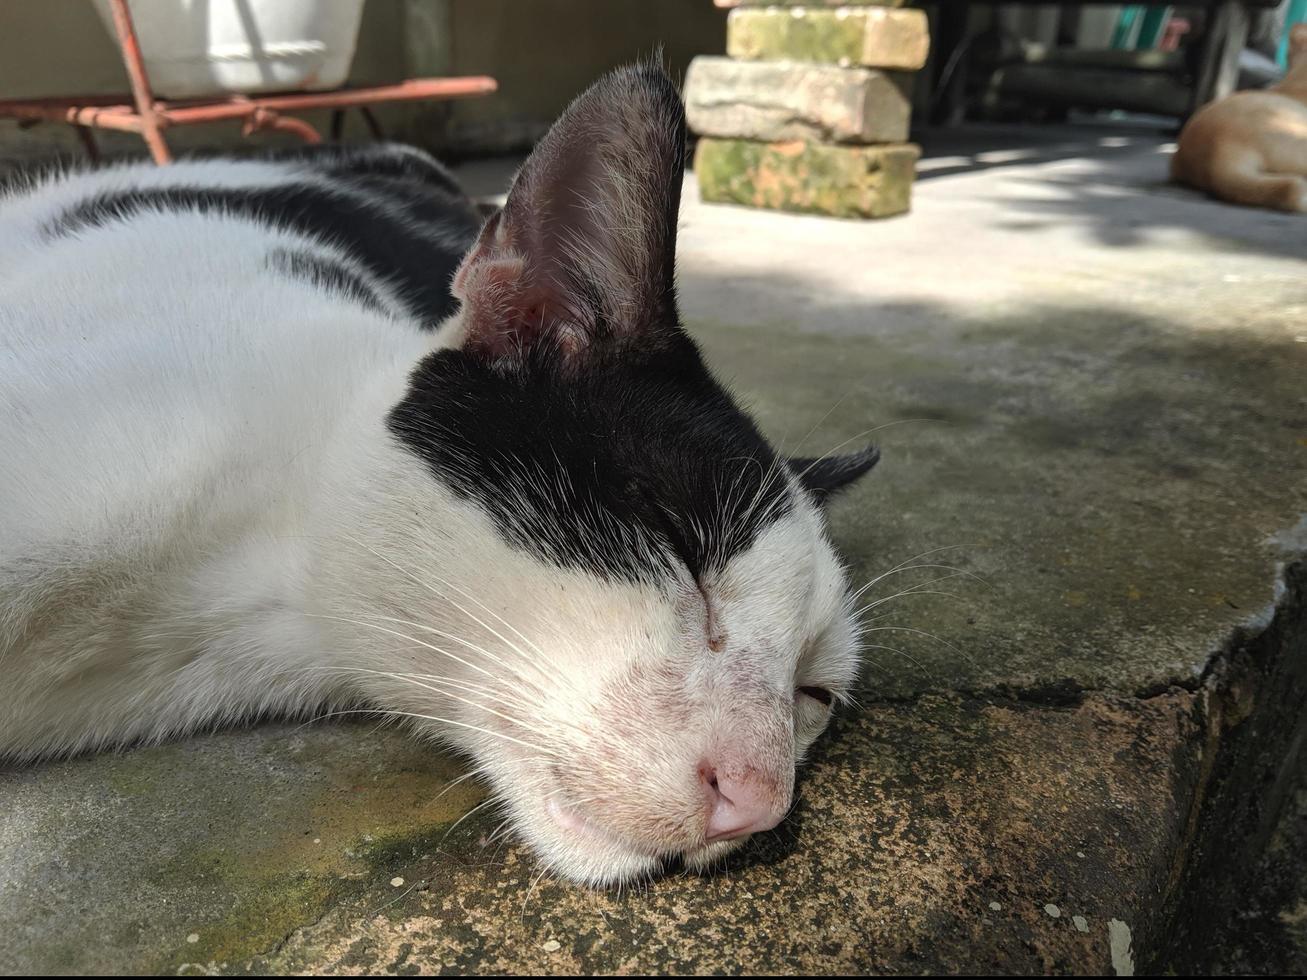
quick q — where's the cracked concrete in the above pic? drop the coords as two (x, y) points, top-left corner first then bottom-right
(2, 121), (1305, 973)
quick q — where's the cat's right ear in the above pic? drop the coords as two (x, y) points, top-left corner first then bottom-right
(451, 64), (686, 366)
(1292, 24), (1307, 66)
(787, 446), (881, 505)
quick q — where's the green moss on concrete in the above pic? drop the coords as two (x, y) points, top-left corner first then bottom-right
(158, 871), (336, 974)
(0, 725), (485, 974)
(359, 823), (470, 880)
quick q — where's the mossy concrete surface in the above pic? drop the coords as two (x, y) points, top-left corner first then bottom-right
(256, 693), (1198, 974)
(726, 7), (930, 70)
(0, 726), (483, 974)
(695, 138), (919, 218)
(3, 124), (1306, 973)
(723, 0), (908, 7)
(0, 697), (1200, 975)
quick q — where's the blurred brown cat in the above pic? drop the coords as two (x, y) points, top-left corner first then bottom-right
(1172, 24), (1307, 212)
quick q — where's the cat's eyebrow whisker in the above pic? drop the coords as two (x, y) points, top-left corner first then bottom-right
(391, 669), (592, 741)
(411, 575), (557, 680)
(858, 642), (933, 678)
(854, 624), (964, 653)
(440, 793), (502, 845)
(283, 661), (498, 702)
(785, 389), (855, 459)
(849, 565), (963, 604)
(841, 689), (867, 710)
(853, 574), (971, 611)
(408, 554), (556, 662)
(362, 613), (554, 693)
(848, 560), (990, 604)
(428, 768), (483, 807)
(298, 659), (539, 707)
(850, 542), (976, 580)
(854, 656), (889, 677)
(858, 592), (964, 624)
(341, 534), (556, 676)
(854, 623), (979, 671)
(389, 670), (556, 718)
(306, 613), (501, 682)
(307, 664), (563, 740)
(382, 676), (572, 747)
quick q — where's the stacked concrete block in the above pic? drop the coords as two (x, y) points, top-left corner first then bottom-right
(687, 0), (929, 219)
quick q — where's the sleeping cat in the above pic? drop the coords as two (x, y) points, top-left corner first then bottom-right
(1171, 24), (1307, 212)
(0, 66), (877, 886)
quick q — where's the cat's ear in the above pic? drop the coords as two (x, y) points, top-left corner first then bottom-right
(788, 446), (881, 504)
(1291, 24), (1307, 67)
(451, 65), (686, 363)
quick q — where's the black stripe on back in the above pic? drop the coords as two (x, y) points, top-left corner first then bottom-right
(265, 247), (389, 316)
(47, 177), (480, 328)
(262, 143), (468, 199)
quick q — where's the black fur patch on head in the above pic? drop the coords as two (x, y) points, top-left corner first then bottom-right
(387, 334), (795, 585)
(47, 148), (480, 328)
(388, 66), (798, 583)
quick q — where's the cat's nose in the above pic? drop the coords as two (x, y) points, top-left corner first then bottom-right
(699, 763), (788, 842)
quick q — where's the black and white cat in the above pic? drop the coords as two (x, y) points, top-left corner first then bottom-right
(0, 66), (877, 886)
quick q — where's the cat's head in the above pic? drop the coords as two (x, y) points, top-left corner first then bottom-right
(340, 66), (877, 886)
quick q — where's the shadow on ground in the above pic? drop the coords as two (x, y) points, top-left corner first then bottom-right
(677, 283), (1307, 704)
(909, 121), (1307, 262)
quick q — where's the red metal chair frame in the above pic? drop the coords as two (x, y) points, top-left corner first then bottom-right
(0, 0), (497, 164)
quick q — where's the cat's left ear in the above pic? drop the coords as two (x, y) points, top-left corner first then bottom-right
(788, 446), (881, 504)
(451, 64), (685, 364)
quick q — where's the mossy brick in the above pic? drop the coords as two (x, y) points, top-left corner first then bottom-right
(715, 0), (907, 8)
(728, 7), (930, 70)
(685, 56), (912, 145)
(694, 138), (919, 219)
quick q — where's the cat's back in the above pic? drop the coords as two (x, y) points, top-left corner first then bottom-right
(0, 146), (479, 610)
(1173, 89), (1307, 183)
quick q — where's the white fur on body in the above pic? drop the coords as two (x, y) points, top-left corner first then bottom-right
(0, 159), (433, 756)
(1, 148), (861, 885)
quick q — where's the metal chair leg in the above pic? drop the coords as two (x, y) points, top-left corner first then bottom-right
(360, 106), (385, 139)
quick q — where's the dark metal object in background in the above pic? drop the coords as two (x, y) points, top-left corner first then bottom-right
(928, 0), (1281, 125)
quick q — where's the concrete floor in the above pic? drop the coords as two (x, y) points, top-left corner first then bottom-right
(2, 123), (1306, 974)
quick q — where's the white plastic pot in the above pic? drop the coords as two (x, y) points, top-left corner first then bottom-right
(93, 0), (366, 99)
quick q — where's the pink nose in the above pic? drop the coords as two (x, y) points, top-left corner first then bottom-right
(700, 764), (787, 842)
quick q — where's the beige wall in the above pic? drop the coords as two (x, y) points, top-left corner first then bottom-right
(0, 0), (724, 160)
(429, 0), (727, 154)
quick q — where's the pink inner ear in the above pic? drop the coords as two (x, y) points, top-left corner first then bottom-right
(455, 251), (589, 361)
(455, 252), (531, 358)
